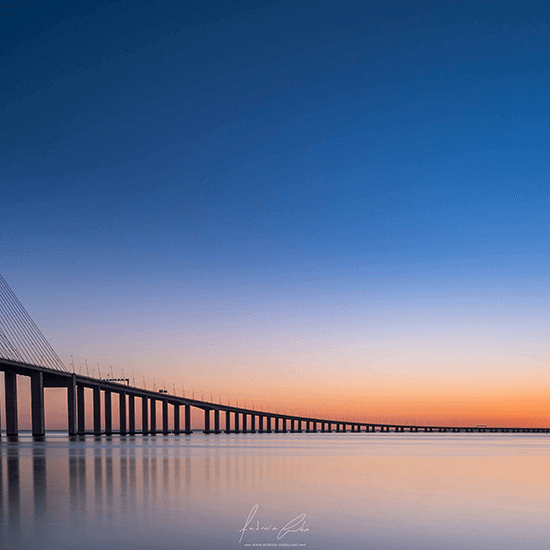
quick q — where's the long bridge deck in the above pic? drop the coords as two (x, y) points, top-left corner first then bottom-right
(1, 359), (547, 437)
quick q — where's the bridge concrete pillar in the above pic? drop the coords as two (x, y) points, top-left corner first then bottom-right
(242, 413), (247, 433)
(259, 415), (264, 433)
(77, 385), (85, 435)
(93, 386), (101, 435)
(67, 374), (77, 436)
(204, 409), (210, 434)
(30, 371), (45, 437)
(214, 409), (220, 434)
(150, 398), (156, 435)
(266, 416), (271, 432)
(128, 394), (135, 435)
(283, 418), (288, 432)
(141, 396), (148, 435)
(162, 400), (169, 435)
(225, 410), (231, 433)
(104, 390), (112, 436)
(5, 370), (18, 436)
(234, 411), (240, 433)
(119, 392), (127, 436)
(185, 405), (191, 434)
(250, 414), (255, 433)
(174, 404), (180, 434)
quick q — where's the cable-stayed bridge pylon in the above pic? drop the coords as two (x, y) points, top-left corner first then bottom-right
(0, 274), (67, 372)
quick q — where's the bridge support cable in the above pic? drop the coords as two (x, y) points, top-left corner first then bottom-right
(0, 274), (67, 372)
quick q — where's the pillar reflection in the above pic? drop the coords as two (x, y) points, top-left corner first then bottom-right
(7, 452), (20, 533)
(32, 445), (47, 529)
(120, 448), (128, 512)
(106, 449), (113, 511)
(94, 449), (103, 517)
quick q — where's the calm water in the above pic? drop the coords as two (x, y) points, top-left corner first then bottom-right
(1, 432), (550, 549)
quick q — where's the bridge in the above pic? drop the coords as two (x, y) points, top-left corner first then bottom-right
(0, 273), (547, 437)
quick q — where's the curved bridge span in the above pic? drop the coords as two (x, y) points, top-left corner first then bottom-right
(0, 359), (548, 437)
(1, 274), (548, 437)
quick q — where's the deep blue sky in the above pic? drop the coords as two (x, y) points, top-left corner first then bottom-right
(1, 0), (549, 421)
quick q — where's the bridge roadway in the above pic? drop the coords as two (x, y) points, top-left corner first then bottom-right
(0, 358), (548, 437)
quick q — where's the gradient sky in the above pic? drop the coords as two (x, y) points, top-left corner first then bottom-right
(1, 0), (549, 428)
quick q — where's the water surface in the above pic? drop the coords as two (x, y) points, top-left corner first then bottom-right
(1, 432), (549, 549)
